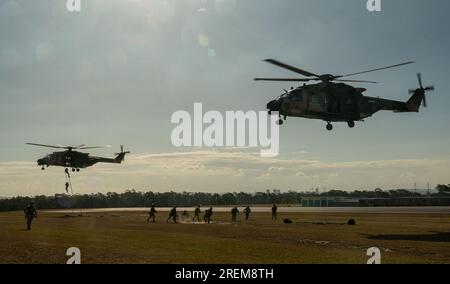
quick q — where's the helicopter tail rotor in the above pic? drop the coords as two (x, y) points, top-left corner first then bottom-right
(408, 73), (434, 108)
(114, 145), (130, 163)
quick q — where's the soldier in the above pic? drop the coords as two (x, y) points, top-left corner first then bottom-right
(193, 205), (201, 222)
(271, 204), (278, 220)
(24, 202), (37, 230)
(203, 208), (209, 223)
(204, 207), (213, 224)
(231, 206), (239, 223)
(147, 203), (157, 223)
(166, 206), (177, 223)
(243, 205), (251, 220)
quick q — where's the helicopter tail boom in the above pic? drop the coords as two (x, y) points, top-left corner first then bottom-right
(91, 145), (130, 164)
(405, 89), (424, 112)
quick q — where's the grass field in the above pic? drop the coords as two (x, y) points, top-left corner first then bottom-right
(1, 210), (450, 264)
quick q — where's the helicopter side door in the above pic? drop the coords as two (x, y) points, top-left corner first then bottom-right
(307, 92), (327, 113)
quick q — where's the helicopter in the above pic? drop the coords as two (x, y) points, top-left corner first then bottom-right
(255, 59), (434, 130)
(26, 143), (130, 172)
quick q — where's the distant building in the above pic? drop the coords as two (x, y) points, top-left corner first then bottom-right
(301, 197), (359, 207)
(359, 197), (450, 207)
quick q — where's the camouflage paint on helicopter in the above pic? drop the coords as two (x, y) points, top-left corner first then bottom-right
(26, 143), (129, 172)
(257, 59), (434, 130)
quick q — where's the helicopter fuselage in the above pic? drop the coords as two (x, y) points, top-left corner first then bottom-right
(267, 82), (419, 125)
(38, 150), (100, 169)
(36, 148), (128, 170)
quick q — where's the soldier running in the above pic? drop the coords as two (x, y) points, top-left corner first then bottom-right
(147, 204), (157, 222)
(271, 204), (278, 220)
(231, 206), (239, 223)
(193, 205), (201, 222)
(243, 205), (251, 220)
(166, 206), (177, 223)
(24, 202), (37, 230)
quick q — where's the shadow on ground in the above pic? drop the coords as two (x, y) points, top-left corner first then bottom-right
(365, 231), (450, 242)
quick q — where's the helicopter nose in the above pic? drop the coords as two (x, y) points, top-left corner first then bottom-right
(267, 100), (281, 111)
(37, 159), (44, 165)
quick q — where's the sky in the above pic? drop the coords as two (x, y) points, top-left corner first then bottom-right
(1, 0), (450, 197)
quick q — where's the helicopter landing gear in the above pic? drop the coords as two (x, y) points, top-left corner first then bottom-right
(72, 168), (76, 172)
(276, 115), (286, 126)
(347, 121), (355, 128)
(41, 166), (45, 170)
(76, 168), (80, 172)
(326, 122), (333, 131)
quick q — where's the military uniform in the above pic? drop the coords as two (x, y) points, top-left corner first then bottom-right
(167, 207), (177, 223)
(24, 203), (37, 230)
(243, 206), (251, 220)
(147, 205), (157, 222)
(193, 206), (201, 222)
(204, 207), (213, 224)
(231, 207), (239, 222)
(271, 204), (278, 220)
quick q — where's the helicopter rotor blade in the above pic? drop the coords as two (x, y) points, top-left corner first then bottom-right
(263, 59), (319, 77)
(72, 144), (86, 149)
(78, 145), (112, 150)
(26, 143), (67, 149)
(340, 61), (415, 78)
(254, 78), (313, 82)
(26, 143), (111, 150)
(335, 79), (378, 84)
(417, 73), (423, 89)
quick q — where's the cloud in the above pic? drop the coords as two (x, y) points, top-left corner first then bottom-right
(400, 171), (414, 179)
(1, 149), (449, 197)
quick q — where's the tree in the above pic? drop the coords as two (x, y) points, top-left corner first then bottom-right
(436, 184), (450, 195)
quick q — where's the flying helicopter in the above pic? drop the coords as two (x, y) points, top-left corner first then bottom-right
(26, 143), (130, 172)
(255, 59), (434, 130)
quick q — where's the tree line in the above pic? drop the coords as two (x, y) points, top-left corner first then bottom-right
(1, 186), (449, 212)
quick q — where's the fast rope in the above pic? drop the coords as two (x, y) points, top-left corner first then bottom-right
(64, 169), (79, 216)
